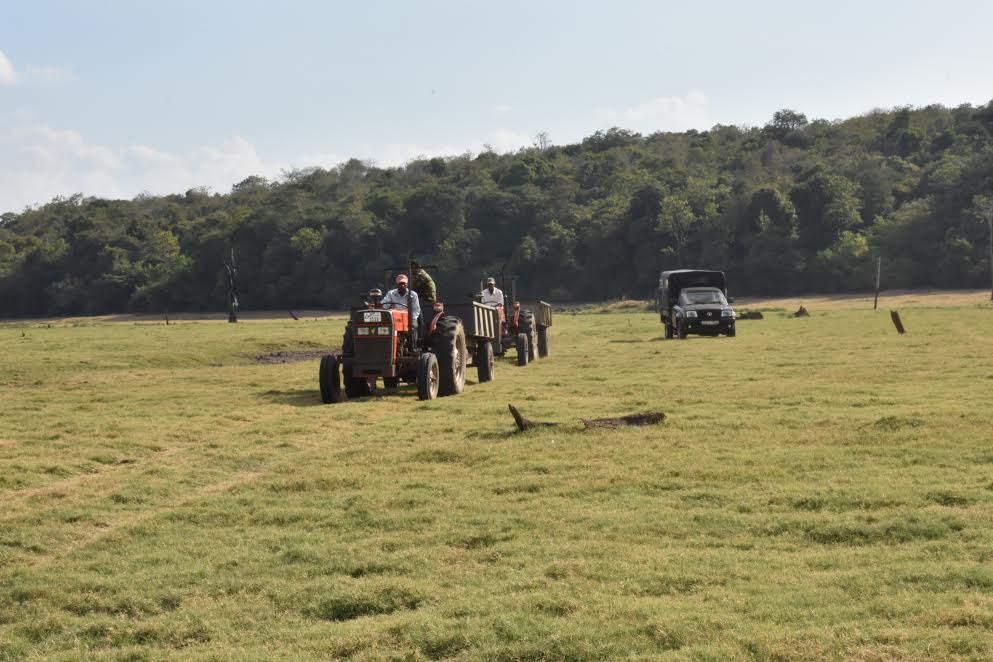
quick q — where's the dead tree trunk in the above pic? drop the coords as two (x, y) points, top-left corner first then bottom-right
(224, 248), (239, 324)
(508, 404), (556, 432)
(890, 310), (905, 334)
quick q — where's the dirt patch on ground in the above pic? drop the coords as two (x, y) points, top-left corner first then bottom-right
(254, 349), (338, 364)
(0, 439), (16, 448)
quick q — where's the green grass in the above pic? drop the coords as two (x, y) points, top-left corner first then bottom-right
(2, 301), (993, 660)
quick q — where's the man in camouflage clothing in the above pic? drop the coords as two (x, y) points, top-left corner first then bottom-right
(410, 260), (437, 307)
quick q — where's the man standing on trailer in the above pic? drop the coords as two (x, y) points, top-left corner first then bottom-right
(411, 260), (437, 307)
(480, 277), (505, 307)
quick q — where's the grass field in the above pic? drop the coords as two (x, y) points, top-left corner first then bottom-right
(2, 295), (993, 660)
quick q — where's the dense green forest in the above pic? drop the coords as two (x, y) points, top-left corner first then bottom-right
(1, 103), (992, 316)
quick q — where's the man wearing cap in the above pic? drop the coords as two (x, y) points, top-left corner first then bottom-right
(480, 277), (505, 308)
(410, 260), (437, 307)
(381, 274), (422, 334)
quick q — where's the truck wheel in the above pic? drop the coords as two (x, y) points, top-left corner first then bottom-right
(475, 341), (494, 382)
(319, 354), (342, 404)
(521, 310), (537, 362)
(417, 352), (439, 400)
(664, 319), (674, 339)
(432, 315), (467, 396)
(516, 333), (529, 366)
(536, 325), (549, 358)
(726, 326), (736, 338)
(677, 321), (688, 340)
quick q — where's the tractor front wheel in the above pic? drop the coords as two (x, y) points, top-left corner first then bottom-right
(516, 333), (529, 366)
(476, 341), (494, 382)
(384, 377), (400, 389)
(319, 354), (342, 404)
(417, 352), (439, 400)
(536, 325), (549, 358)
(432, 315), (467, 396)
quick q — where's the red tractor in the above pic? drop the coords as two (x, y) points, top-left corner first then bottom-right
(481, 276), (552, 366)
(319, 287), (498, 403)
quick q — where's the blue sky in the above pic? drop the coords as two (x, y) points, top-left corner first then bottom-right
(2, 0), (992, 213)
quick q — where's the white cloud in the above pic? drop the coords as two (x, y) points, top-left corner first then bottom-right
(0, 124), (288, 212)
(489, 129), (531, 153)
(0, 50), (17, 85)
(0, 51), (70, 85)
(492, 104), (513, 115)
(0, 122), (557, 213)
(597, 90), (712, 131)
(23, 65), (72, 84)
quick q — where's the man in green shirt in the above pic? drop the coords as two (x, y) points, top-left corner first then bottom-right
(410, 260), (437, 306)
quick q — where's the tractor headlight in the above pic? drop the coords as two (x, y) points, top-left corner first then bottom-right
(376, 326), (391, 336)
(356, 327), (370, 336)
(685, 310), (698, 318)
(722, 309), (734, 317)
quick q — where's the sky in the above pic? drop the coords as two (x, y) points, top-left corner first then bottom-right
(2, 0), (992, 214)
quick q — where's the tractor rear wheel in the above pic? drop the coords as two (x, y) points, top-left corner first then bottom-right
(319, 354), (342, 404)
(536, 325), (549, 358)
(521, 310), (537, 362)
(432, 315), (467, 396)
(516, 333), (529, 366)
(342, 326), (374, 397)
(417, 352), (439, 400)
(476, 341), (494, 382)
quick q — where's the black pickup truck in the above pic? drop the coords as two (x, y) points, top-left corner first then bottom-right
(656, 270), (736, 339)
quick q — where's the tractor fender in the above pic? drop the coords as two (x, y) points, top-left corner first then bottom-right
(427, 311), (445, 336)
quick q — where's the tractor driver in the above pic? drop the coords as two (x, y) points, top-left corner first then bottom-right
(381, 274), (421, 345)
(480, 277), (505, 308)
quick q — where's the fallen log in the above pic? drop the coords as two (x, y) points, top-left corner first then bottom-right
(581, 412), (666, 429)
(508, 404), (557, 432)
(890, 310), (906, 334)
(508, 405), (666, 432)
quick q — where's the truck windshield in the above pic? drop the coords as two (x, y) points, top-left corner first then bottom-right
(681, 290), (726, 305)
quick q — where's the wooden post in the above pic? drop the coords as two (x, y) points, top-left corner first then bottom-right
(890, 310), (905, 334)
(873, 256), (881, 310)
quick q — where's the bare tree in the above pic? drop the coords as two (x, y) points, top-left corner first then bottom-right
(224, 247), (239, 323)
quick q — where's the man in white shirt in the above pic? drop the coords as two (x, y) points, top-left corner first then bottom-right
(480, 277), (505, 308)
(381, 273), (421, 323)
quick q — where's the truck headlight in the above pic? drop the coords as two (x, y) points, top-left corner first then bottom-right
(685, 310), (698, 318)
(722, 309), (734, 317)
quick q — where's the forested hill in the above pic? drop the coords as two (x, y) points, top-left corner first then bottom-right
(2, 103), (993, 316)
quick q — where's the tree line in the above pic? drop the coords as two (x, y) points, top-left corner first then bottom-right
(1, 102), (992, 316)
